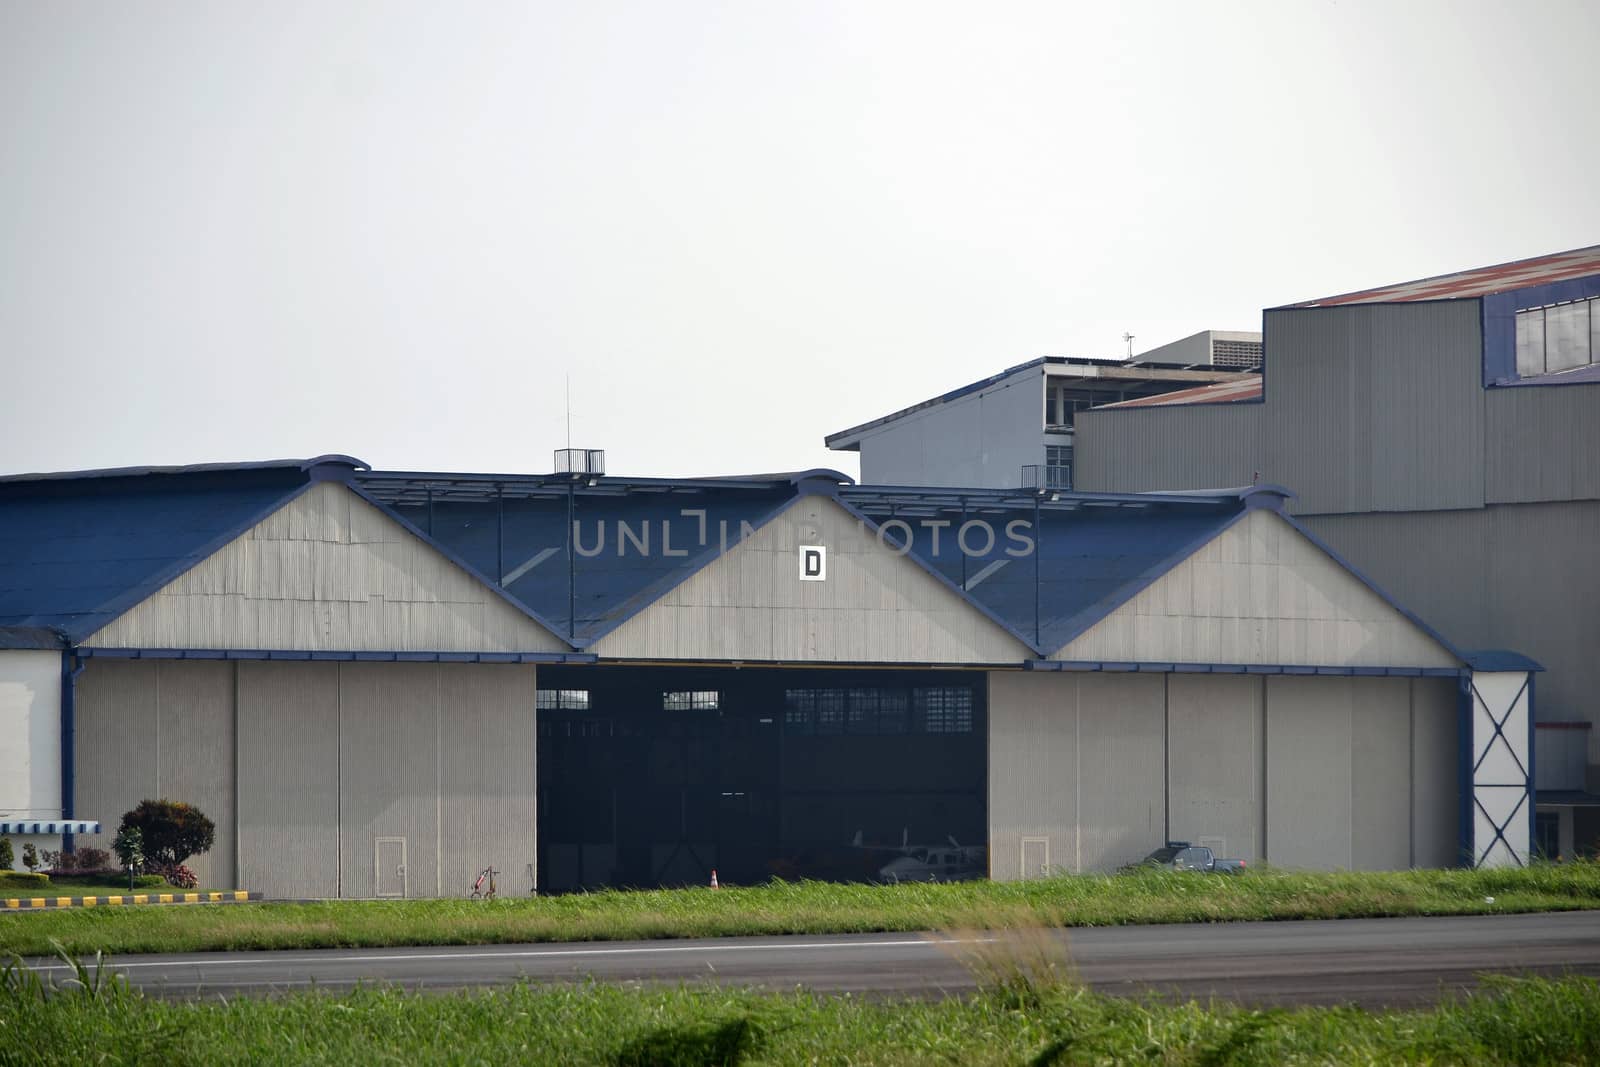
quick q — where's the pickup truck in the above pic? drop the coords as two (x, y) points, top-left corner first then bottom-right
(1130, 842), (1246, 874)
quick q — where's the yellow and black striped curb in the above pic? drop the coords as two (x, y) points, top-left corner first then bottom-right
(2, 890), (261, 911)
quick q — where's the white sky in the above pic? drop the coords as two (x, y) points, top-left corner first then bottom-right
(3, 0), (1597, 479)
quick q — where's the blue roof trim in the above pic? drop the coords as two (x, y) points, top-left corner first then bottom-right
(828, 494), (1046, 656)
(0, 455), (369, 484)
(340, 481), (576, 649)
(1461, 650), (1544, 673)
(1041, 507), (1253, 657)
(77, 647), (595, 664)
(1026, 659), (1477, 678)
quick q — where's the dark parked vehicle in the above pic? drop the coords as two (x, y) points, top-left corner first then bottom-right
(1129, 841), (1246, 874)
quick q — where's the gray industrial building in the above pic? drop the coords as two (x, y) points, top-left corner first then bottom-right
(832, 244), (1600, 858)
(824, 355), (1254, 492)
(1, 456), (1534, 897)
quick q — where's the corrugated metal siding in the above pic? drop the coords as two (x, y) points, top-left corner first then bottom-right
(1486, 383), (1600, 504)
(1349, 678), (1411, 870)
(72, 661), (158, 862)
(1074, 404), (1264, 494)
(1166, 674), (1263, 864)
(1308, 502), (1600, 772)
(594, 496), (1033, 663)
(1265, 676), (1354, 870)
(237, 661), (339, 899)
(73, 661), (236, 885)
(338, 662), (441, 899)
(987, 672), (1077, 881)
(1053, 510), (1458, 668)
(858, 367), (1045, 489)
(1411, 678), (1461, 867)
(1074, 673), (1165, 871)
(86, 481), (565, 653)
(1077, 303), (1487, 515)
(1261, 303), (1486, 515)
(438, 663), (537, 897)
(987, 671), (1165, 879)
(150, 661), (236, 888)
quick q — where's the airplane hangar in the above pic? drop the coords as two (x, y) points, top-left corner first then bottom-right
(0, 455), (1536, 897)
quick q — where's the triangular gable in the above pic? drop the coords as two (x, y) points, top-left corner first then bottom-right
(1052, 508), (1460, 668)
(85, 481), (567, 653)
(591, 494), (1033, 662)
(0, 479), (305, 642)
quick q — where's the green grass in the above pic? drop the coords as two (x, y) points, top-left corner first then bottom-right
(5, 947), (1599, 1066)
(3, 861), (1598, 959)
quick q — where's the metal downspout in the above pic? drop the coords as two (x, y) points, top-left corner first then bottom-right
(60, 646), (86, 853)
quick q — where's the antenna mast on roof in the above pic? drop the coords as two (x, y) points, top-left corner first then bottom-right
(1123, 332), (1135, 360)
(565, 374), (572, 449)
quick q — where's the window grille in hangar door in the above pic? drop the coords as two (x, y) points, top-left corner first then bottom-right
(376, 837), (407, 898)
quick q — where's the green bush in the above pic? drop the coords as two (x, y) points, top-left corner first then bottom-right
(118, 800), (215, 868)
(0, 836), (12, 871)
(0, 871), (50, 891)
(21, 842), (39, 872)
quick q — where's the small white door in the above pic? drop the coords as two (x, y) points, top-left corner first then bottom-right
(1020, 837), (1049, 879)
(375, 837), (407, 898)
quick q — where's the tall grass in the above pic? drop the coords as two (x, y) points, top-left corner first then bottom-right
(3, 861), (1598, 959)
(4, 946), (1598, 1066)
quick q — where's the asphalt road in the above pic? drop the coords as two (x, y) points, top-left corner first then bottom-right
(22, 911), (1600, 1008)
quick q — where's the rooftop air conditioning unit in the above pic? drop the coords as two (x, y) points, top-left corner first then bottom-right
(554, 448), (606, 476)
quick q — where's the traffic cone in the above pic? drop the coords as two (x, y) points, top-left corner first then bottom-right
(709, 869), (720, 889)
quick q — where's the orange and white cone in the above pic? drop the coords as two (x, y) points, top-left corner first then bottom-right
(709, 869), (720, 889)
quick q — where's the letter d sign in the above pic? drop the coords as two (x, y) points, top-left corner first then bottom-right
(799, 545), (826, 582)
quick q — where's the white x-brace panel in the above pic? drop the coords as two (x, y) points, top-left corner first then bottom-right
(1469, 671), (1533, 869)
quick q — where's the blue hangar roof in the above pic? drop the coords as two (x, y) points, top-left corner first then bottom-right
(0, 455), (1520, 668)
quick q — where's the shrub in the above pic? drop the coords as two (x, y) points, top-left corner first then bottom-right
(21, 842), (38, 872)
(118, 800), (215, 868)
(158, 864), (199, 889)
(0, 871), (50, 890)
(74, 847), (111, 870)
(112, 826), (145, 873)
(0, 836), (12, 871)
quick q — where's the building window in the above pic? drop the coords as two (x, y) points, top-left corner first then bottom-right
(1516, 297), (1598, 377)
(663, 690), (720, 711)
(1044, 445), (1073, 490)
(914, 687), (974, 733)
(536, 689), (591, 711)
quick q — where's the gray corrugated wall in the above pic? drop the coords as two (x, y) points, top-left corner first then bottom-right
(1074, 403), (1264, 494)
(1308, 501), (1600, 775)
(1412, 678), (1460, 867)
(1077, 302), (1487, 514)
(72, 661), (158, 863)
(1265, 677), (1355, 869)
(237, 661), (340, 899)
(338, 662), (442, 898)
(1166, 674), (1263, 864)
(1074, 673), (1165, 871)
(1486, 383), (1600, 504)
(987, 671), (1166, 878)
(150, 661), (236, 889)
(73, 661), (234, 885)
(438, 663), (538, 898)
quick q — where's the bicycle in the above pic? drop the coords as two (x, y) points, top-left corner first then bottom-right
(470, 866), (499, 900)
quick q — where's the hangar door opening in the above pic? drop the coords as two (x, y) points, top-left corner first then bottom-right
(536, 666), (986, 892)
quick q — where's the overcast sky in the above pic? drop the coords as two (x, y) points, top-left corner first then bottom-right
(3, 1), (1597, 480)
